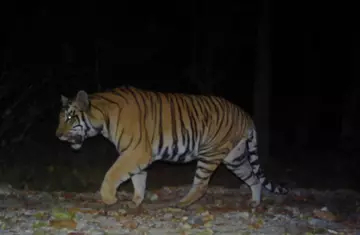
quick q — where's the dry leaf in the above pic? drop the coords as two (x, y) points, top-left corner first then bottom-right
(68, 207), (99, 215)
(122, 220), (138, 230)
(249, 218), (264, 230)
(50, 219), (77, 229)
(293, 195), (308, 201)
(62, 193), (75, 199)
(313, 209), (337, 221)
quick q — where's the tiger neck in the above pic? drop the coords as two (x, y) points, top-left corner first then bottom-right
(88, 96), (122, 148)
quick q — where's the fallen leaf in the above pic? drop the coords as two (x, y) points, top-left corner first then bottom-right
(163, 207), (184, 213)
(208, 207), (237, 213)
(122, 220), (138, 230)
(32, 230), (47, 235)
(293, 195), (308, 201)
(249, 218), (264, 230)
(51, 207), (75, 220)
(254, 205), (268, 213)
(50, 219), (77, 229)
(68, 207), (99, 215)
(32, 221), (48, 229)
(313, 209), (337, 221)
(63, 193), (75, 199)
(34, 212), (47, 220)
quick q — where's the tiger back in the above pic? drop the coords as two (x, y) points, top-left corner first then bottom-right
(56, 86), (288, 208)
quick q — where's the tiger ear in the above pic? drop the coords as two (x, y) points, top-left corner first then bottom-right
(75, 90), (90, 111)
(60, 95), (69, 107)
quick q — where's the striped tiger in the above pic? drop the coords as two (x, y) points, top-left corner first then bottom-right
(56, 86), (288, 208)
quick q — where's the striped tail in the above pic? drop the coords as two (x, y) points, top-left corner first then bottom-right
(246, 127), (288, 195)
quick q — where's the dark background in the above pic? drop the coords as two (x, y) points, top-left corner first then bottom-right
(0, 1), (359, 193)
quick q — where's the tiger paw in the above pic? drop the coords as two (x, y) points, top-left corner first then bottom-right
(102, 194), (117, 205)
(247, 199), (260, 208)
(132, 194), (144, 208)
(100, 188), (118, 205)
(100, 180), (118, 205)
(175, 200), (192, 209)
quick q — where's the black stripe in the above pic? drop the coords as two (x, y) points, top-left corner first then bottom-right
(126, 88), (144, 149)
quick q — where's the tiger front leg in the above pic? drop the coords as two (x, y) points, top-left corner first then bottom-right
(131, 171), (147, 207)
(100, 151), (150, 206)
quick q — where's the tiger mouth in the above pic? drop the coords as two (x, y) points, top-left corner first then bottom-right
(71, 143), (83, 150)
(69, 135), (83, 144)
(68, 136), (84, 150)
(58, 134), (83, 144)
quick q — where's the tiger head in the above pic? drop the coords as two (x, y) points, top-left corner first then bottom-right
(56, 90), (100, 150)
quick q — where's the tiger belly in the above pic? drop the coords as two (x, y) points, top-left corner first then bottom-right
(153, 142), (198, 163)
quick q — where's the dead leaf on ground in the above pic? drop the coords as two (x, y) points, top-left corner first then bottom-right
(68, 207), (100, 215)
(122, 220), (138, 230)
(49, 219), (77, 229)
(313, 209), (337, 221)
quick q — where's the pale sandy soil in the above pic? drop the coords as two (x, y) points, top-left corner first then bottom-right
(0, 184), (359, 235)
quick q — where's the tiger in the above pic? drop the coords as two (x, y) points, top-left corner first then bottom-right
(56, 86), (288, 208)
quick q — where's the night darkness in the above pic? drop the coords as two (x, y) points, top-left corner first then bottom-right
(1, 0), (359, 196)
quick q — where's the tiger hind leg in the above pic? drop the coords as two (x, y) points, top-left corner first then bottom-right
(176, 155), (223, 208)
(223, 139), (262, 207)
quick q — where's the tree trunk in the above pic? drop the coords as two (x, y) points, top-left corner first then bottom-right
(189, 0), (201, 94)
(253, 0), (271, 163)
(294, 31), (312, 150)
(94, 41), (102, 91)
(340, 86), (358, 146)
(188, 1), (220, 96)
(340, 32), (360, 149)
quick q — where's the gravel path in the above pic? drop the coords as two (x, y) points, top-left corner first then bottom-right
(0, 184), (359, 234)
